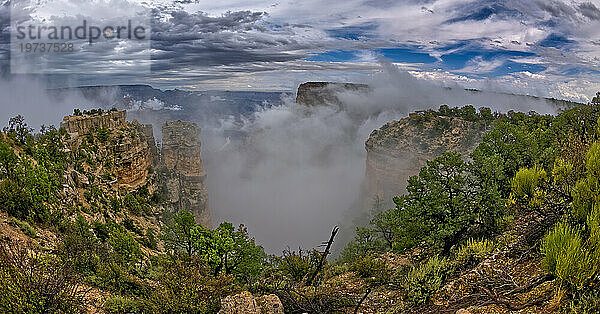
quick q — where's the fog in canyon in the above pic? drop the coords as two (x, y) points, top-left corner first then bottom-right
(0, 62), (567, 254)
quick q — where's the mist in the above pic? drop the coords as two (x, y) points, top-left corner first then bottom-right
(202, 61), (563, 254)
(0, 62), (567, 255)
(0, 76), (93, 130)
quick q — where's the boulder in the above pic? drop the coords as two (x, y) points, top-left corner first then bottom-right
(219, 291), (284, 314)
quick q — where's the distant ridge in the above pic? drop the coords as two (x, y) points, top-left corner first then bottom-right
(296, 81), (584, 110)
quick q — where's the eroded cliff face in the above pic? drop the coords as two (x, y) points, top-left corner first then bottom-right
(60, 110), (127, 135)
(296, 82), (371, 106)
(160, 121), (211, 226)
(61, 110), (153, 192)
(60, 111), (211, 226)
(364, 112), (492, 210)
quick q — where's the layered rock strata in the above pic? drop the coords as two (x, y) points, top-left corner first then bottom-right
(161, 121), (211, 226)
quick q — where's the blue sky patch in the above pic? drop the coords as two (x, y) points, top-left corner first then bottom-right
(326, 23), (378, 40)
(306, 50), (359, 62)
(440, 49), (536, 70)
(306, 47), (437, 64)
(376, 48), (437, 64)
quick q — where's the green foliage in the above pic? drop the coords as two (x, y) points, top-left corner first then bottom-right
(394, 152), (503, 254)
(541, 221), (596, 289)
(586, 142), (600, 192)
(191, 222), (266, 281)
(572, 180), (593, 222)
(563, 289), (600, 314)
(453, 238), (495, 270)
(58, 215), (109, 276)
(3, 115), (33, 145)
(9, 217), (37, 238)
(278, 249), (313, 282)
(471, 112), (555, 197)
(403, 256), (449, 305)
(122, 218), (142, 235)
(144, 228), (158, 250)
(0, 140), (18, 178)
(553, 158), (576, 195)
(340, 226), (388, 263)
(123, 192), (150, 216)
(592, 92), (600, 105)
(348, 254), (389, 284)
(0, 123), (65, 224)
(509, 165), (547, 208)
(141, 258), (235, 313)
(103, 296), (142, 314)
(0, 179), (34, 220)
(107, 224), (143, 266)
(96, 128), (110, 143)
(344, 151), (505, 259)
(162, 210), (197, 257)
(89, 261), (148, 296)
(0, 243), (85, 313)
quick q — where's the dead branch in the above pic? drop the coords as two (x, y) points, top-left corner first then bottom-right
(305, 226), (339, 286)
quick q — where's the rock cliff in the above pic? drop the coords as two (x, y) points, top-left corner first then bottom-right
(60, 110), (127, 136)
(160, 121), (211, 226)
(61, 110), (153, 192)
(364, 111), (493, 210)
(59, 110), (210, 226)
(296, 82), (371, 106)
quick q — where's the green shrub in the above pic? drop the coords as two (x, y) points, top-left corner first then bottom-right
(122, 218), (142, 235)
(107, 225), (142, 266)
(123, 193), (149, 216)
(0, 243), (85, 313)
(564, 289), (600, 314)
(103, 296), (142, 313)
(572, 180), (594, 222)
(0, 179), (33, 220)
(141, 258), (234, 313)
(454, 238), (495, 270)
(89, 262), (148, 296)
(349, 254), (389, 284)
(96, 128), (110, 143)
(403, 256), (448, 305)
(586, 142), (600, 191)
(278, 250), (313, 282)
(541, 222), (596, 289)
(144, 228), (158, 250)
(58, 215), (109, 276)
(9, 217), (36, 238)
(552, 158), (575, 194)
(510, 165), (547, 208)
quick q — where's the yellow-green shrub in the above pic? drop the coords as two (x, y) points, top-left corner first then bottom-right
(541, 222), (596, 289)
(403, 256), (448, 305)
(510, 165), (547, 208)
(454, 238), (495, 269)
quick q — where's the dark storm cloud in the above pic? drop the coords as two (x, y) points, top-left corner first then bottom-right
(578, 2), (600, 20)
(150, 10), (308, 70)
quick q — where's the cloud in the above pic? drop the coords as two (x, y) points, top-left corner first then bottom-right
(129, 97), (182, 111)
(0, 0), (599, 98)
(578, 2), (600, 20)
